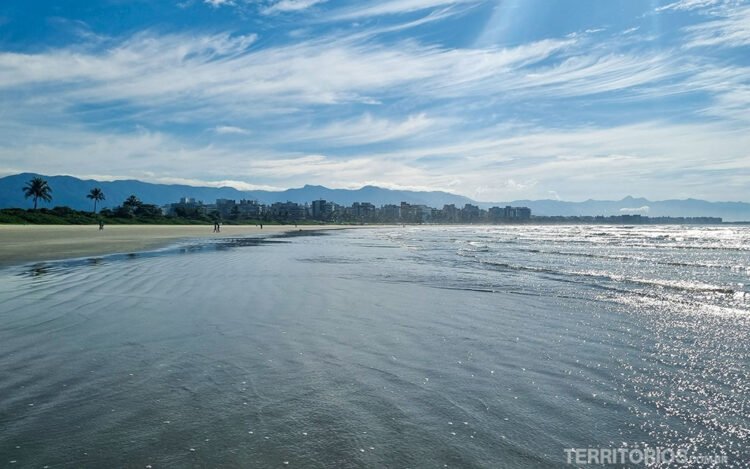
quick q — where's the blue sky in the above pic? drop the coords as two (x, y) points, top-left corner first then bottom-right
(0, 0), (748, 201)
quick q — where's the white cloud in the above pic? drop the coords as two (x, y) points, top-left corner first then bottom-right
(204, 0), (235, 7)
(620, 206), (650, 214)
(214, 125), (250, 135)
(143, 176), (282, 191)
(682, 4), (750, 48)
(0, 33), (578, 116)
(503, 51), (683, 98)
(1, 26), (703, 128)
(507, 179), (535, 190)
(654, 0), (745, 13)
(337, 120), (750, 201)
(655, 0), (724, 12)
(1, 117), (748, 200)
(285, 113), (447, 146)
(328, 0), (477, 21)
(0, 32), (258, 88)
(262, 0), (327, 14)
(1, 5), (748, 202)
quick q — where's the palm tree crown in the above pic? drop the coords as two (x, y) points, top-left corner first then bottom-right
(87, 187), (106, 213)
(22, 177), (52, 210)
(123, 195), (142, 207)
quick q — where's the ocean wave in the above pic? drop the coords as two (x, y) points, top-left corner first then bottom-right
(518, 248), (742, 270)
(606, 293), (749, 317)
(479, 260), (742, 295)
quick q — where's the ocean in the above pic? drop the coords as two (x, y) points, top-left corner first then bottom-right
(0, 225), (748, 467)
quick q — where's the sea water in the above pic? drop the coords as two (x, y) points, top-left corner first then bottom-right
(0, 226), (748, 467)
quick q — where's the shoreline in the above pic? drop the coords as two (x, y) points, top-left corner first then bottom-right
(0, 224), (364, 268)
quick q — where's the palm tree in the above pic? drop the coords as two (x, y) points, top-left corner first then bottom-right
(87, 188), (105, 213)
(123, 195), (142, 208)
(116, 194), (143, 217)
(22, 177), (52, 210)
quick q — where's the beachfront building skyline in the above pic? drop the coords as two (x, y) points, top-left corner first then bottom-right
(165, 197), (533, 224)
(162, 197), (723, 224)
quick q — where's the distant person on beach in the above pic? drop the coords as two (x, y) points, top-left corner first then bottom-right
(260, 224), (263, 229)
(213, 221), (221, 233)
(99, 221), (104, 231)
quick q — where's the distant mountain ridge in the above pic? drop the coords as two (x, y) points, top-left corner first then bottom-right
(1, 173), (748, 221)
(0, 173), (474, 212)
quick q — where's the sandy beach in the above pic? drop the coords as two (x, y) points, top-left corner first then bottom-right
(0, 224), (353, 266)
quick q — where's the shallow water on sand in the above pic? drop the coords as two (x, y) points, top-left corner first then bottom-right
(1, 226), (748, 467)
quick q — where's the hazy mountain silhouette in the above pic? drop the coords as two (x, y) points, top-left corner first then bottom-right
(1, 174), (748, 221)
(0, 173), (473, 211)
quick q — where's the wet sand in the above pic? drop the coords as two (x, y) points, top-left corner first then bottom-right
(0, 224), (353, 266)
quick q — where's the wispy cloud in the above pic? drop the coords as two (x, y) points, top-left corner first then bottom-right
(141, 176), (282, 191)
(1, 0), (748, 201)
(655, 0), (725, 12)
(204, 0), (235, 8)
(1, 25), (699, 132)
(620, 206), (650, 214)
(262, 0), (327, 15)
(284, 113), (448, 146)
(0, 33), (576, 114)
(682, 4), (750, 48)
(327, 0), (478, 21)
(1, 116), (747, 200)
(500, 51), (684, 98)
(214, 125), (250, 135)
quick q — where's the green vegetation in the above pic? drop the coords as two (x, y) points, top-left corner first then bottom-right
(3, 179), (344, 225)
(6, 181), (208, 224)
(0, 206), (331, 225)
(0, 207), (199, 225)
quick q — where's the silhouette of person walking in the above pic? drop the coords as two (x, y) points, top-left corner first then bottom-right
(213, 221), (221, 233)
(99, 221), (104, 231)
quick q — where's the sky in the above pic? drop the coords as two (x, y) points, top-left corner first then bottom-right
(0, 0), (748, 202)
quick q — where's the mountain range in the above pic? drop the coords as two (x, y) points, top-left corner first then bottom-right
(1, 173), (748, 221)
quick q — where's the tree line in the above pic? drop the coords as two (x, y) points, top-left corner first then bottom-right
(11, 176), (176, 223)
(10, 176), (333, 225)
(11, 176), (260, 225)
